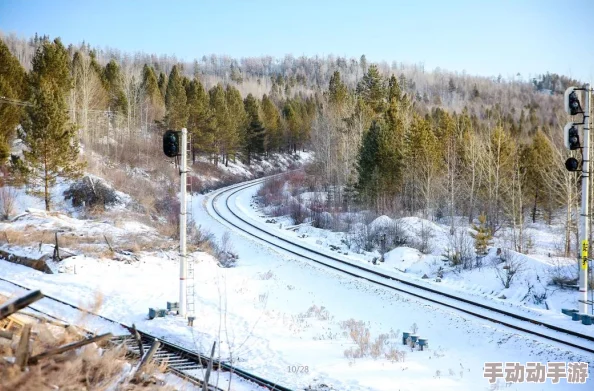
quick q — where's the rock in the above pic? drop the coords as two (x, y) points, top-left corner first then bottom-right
(422, 274), (429, 279)
(498, 294), (507, 300)
(435, 278), (442, 282)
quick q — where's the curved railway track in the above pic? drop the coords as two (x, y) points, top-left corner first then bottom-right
(0, 276), (293, 391)
(208, 176), (594, 356)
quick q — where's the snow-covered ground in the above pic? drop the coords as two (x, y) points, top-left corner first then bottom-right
(0, 175), (593, 390)
(242, 184), (590, 326)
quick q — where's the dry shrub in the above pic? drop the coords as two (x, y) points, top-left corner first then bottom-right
(258, 270), (274, 280)
(257, 176), (286, 206)
(0, 185), (17, 220)
(216, 231), (238, 268)
(289, 197), (309, 225)
(305, 305), (331, 321)
(385, 346), (406, 363)
(189, 224), (216, 254)
(340, 319), (405, 362)
(340, 319), (370, 355)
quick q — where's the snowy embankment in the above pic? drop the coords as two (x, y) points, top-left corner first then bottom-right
(0, 175), (591, 390)
(234, 183), (589, 331)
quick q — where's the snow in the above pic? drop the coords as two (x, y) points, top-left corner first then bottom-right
(0, 174), (593, 390)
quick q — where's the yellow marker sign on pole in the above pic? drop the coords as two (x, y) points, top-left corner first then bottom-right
(582, 240), (589, 270)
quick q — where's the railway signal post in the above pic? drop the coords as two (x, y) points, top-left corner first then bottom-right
(564, 85), (592, 315)
(163, 128), (189, 318)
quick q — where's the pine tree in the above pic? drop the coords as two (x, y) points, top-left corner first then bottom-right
(261, 94), (281, 153)
(328, 71), (348, 108)
(186, 78), (212, 161)
(140, 64), (165, 125)
(224, 85), (247, 164)
(387, 75), (402, 103)
(282, 99), (302, 154)
(18, 38), (84, 211)
(157, 71), (167, 99)
(102, 60), (127, 114)
(356, 120), (381, 202)
(208, 83), (228, 165)
(0, 39), (27, 161)
(523, 130), (554, 223)
(356, 64), (385, 115)
(164, 65), (188, 129)
(471, 213), (493, 255)
(243, 93), (266, 165)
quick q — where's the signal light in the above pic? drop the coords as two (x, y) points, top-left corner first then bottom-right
(565, 157), (580, 172)
(564, 123), (581, 150)
(565, 87), (583, 115)
(163, 130), (180, 157)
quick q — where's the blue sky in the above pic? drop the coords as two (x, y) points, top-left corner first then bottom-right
(1, 0), (592, 81)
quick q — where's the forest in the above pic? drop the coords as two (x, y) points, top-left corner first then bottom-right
(0, 31), (587, 260)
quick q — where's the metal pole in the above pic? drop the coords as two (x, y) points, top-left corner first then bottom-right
(580, 85), (591, 315)
(179, 128), (188, 318)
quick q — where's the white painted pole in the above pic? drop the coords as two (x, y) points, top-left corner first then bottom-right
(179, 128), (188, 318)
(580, 87), (591, 315)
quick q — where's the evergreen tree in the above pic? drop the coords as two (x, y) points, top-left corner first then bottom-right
(448, 78), (456, 94)
(0, 39), (26, 161)
(18, 38), (84, 211)
(261, 94), (281, 153)
(470, 213), (493, 255)
(243, 93), (266, 165)
(523, 130), (555, 223)
(102, 59), (127, 114)
(282, 99), (302, 154)
(157, 71), (167, 98)
(224, 84), (247, 164)
(356, 120), (381, 203)
(164, 65), (188, 129)
(140, 64), (165, 124)
(208, 83), (228, 165)
(186, 78), (212, 161)
(356, 64), (385, 115)
(387, 75), (402, 103)
(328, 71), (348, 108)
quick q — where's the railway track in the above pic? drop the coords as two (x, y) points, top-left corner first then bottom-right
(0, 276), (293, 391)
(208, 175), (594, 356)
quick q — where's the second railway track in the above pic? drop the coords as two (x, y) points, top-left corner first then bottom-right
(208, 175), (594, 356)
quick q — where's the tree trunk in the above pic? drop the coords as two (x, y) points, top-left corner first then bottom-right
(532, 191), (538, 223)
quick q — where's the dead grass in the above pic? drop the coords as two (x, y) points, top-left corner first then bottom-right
(340, 318), (405, 362)
(0, 296), (173, 391)
(1, 223), (173, 259)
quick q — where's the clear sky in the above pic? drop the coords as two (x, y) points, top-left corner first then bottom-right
(1, 0), (592, 81)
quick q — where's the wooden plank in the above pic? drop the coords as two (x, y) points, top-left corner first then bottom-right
(135, 338), (160, 377)
(0, 329), (13, 340)
(203, 341), (216, 391)
(15, 324), (31, 368)
(28, 332), (112, 365)
(0, 290), (44, 321)
(132, 323), (144, 357)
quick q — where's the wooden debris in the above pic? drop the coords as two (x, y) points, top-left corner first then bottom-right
(28, 332), (112, 365)
(135, 338), (160, 378)
(132, 323), (144, 357)
(15, 324), (31, 369)
(0, 330), (13, 340)
(202, 341), (216, 391)
(0, 290), (44, 321)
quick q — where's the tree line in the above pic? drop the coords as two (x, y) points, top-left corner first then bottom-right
(0, 32), (585, 257)
(311, 65), (580, 257)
